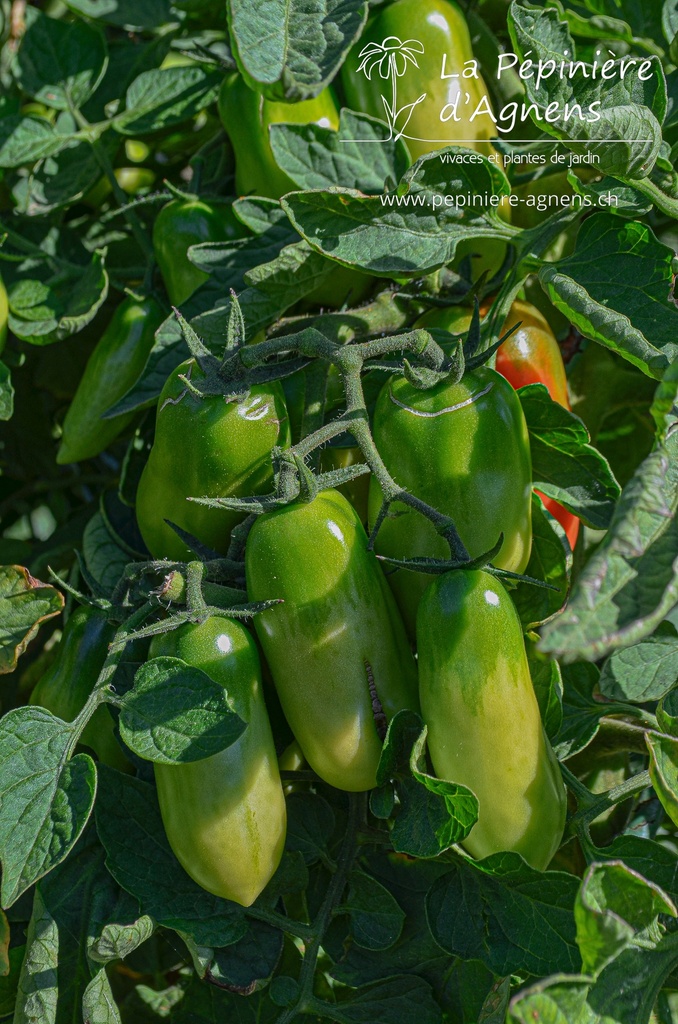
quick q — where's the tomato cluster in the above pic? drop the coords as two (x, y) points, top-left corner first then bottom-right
(35, 0), (579, 906)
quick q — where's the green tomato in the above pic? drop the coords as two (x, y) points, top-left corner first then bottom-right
(150, 616), (286, 907)
(341, 0), (498, 162)
(217, 75), (372, 308)
(152, 198), (248, 306)
(57, 295), (165, 465)
(245, 489), (419, 792)
(30, 606), (131, 773)
(418, 300), (579, 550)
(84, 167), (157, 208)
(417, 570), (566, 869)
(368, 365), (532, 636)
(136, 359), (290, 560)
(217, 73), (339, 200)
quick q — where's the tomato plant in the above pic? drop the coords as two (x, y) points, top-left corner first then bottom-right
(0, 1), (677, 1022)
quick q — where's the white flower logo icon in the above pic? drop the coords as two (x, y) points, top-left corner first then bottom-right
(356, 36), (426, 141)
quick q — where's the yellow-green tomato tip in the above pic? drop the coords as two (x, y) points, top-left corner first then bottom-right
(417, 570), (567, 871)
(150, 617), (287, 907)
(55, 440), (74, 465)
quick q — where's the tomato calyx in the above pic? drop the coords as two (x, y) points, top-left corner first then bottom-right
(375, 540), (559, 594)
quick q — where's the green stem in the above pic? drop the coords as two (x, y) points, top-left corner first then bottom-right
(70, 104), (155, 262)
(560, 763), (596, 809)
(596, 716), (655, 754)
(185, 561), (207, 615)
(241, 319), (472, 560)
(627, 176), (678, 219)
(91, 138), (155, 259)
(245, 906), (314, 943)
(574, 770), (651, 828)
(274, 793), (363, 1024)
(566, 768), (651, 863)
(65, 601), (156, 759)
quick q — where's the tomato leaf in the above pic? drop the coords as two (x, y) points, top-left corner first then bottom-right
(119, 657), (247, 765)
(269, 109), (411, 193)
(281, 150), (511, 278)
(342, 870), (406, 951)
(426, 852), (580, 977)
(513, 495), (571, 628)
(0, 708), (96, 907)
(539, 368), (678, 663)
(0, 115), (79, 168)
(527, 636), (564, 740)
(88, 890), (155, 965)
(0, 222), (109, 345)
(184, 920), (283, 993)
(316, 975), (441, 1024)
(229, 0), (367, 101)
(647, 732), (678, 829)
(575, 860), (676, 976)
(285, 793), (335, 866)
(509, 4), (664, 178)
(539, 215), (678, 380)
(551, 662), (607, 760)
(95, 768), (246, 947)
(519, 383), (621, 530)
(81, 512), (132, 598)
(376, 710), (478, 859)
(24, 828), (119, 1021)
(658, 688), (678, 736)
(0, 947), (24, 1018)
(0, 565), (63, 674)
(62, 0), (171, 31)
(16, 7), (108, 112)
(114, 67), (222, 135)
(598, 635), (678, 702)
(586, 931), (678, 1023)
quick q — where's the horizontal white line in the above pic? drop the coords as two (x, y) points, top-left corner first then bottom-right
(340, 139), (654, 144)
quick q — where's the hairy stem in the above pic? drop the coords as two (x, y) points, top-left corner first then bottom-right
(274, 793), (363, 1024)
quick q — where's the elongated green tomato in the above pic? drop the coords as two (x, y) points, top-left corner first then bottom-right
(368, 366), (532, 636)
(217, 75), (371, 308)
(0, 273), (7, 355)
(218, 74), (339, 200)
(341, 0), (497, 162)
(136, 360), (290, 560)
(246, 489), (419, 792)
(152, 198), (248, 306)
(150, 617), (286, 906)
(30, 607), (131, 773)
(57, 296), (165, 465)
(417, 570), (566, 869)
(419, 301), (579, 548)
